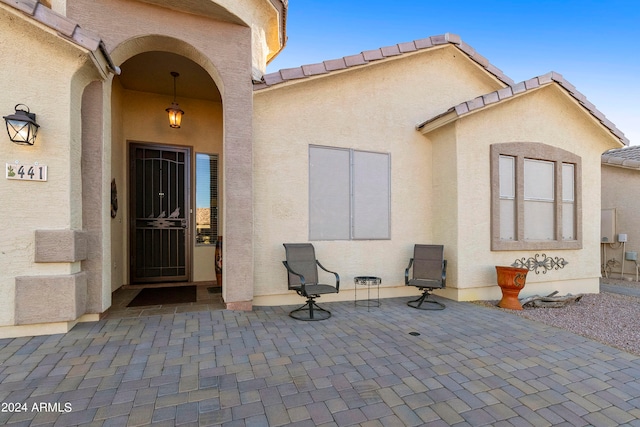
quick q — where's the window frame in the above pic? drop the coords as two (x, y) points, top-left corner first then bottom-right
(195, 152), (218, 246)
(490, 142), (582, 251)
(309, 145), (391, 241)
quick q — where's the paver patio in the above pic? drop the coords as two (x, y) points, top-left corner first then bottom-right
(1, 292), (640, 426)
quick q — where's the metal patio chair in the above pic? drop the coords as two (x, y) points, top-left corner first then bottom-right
(282, 243), (340, 320)
(405, 244), (447, 310)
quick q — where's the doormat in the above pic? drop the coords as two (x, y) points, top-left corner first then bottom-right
(127, 286), (196, 307)
(207, 287), (222, 294)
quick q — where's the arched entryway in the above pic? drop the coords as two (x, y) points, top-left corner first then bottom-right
(118, 52), (221, 280)
(109, 41), (225, 305)
(95, 36), (252, 309)
(79, 29), (256, 314)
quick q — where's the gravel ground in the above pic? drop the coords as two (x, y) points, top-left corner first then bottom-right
(474, 277), (640, 356)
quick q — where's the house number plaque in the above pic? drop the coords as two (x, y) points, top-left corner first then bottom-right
(6, 163), (48, 182)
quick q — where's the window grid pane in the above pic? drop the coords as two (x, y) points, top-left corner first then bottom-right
(524, 200), (555, 240)
(499, 156), (515, 198)
(352, 151), (390, 239)
(563, 202), (575, 240)
(562, 163), (575, 202)
(498, 155), (516, 240)
(499, 199), (516, 240)
(524, 159), (554, 201)
(309, 147), (351, 240)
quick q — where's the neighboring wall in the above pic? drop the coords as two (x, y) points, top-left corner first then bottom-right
(252, 46), (503, 304)
(601, 164), (640, 279)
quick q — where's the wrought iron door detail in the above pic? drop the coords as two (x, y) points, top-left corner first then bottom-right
(130, 144), (190, 283)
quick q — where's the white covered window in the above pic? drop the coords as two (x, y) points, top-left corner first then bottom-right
(309, 146), (390, 240)
(491, 142), (581, 251)
(523, 158), (555, 241)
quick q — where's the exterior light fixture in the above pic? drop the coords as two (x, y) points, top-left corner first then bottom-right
(3, 104), (40, 145)
(166, 71), (184, 128)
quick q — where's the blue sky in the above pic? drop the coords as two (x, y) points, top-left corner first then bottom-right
(267, 1), (639, 145)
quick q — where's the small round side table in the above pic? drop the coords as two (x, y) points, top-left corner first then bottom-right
(354, 276), (381, 310)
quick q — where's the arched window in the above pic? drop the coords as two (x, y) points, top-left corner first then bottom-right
(491, 142), (582, 250)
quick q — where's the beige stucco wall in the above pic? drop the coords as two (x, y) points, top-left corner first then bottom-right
(111, 79), (126, 292)
(146, 0), (283, 70)
(430, 123), (459, 286)
(214, 0), (283, 65)
(0, 5), (104, 332)
(601, 164), (640, 279)
(430, 84), (622, 301)
(252, 46), (504, 305)
(53, 0), (283, 78)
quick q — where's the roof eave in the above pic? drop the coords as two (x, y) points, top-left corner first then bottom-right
(416, 110), (457, 135)
(255, 33), (514, 91)
(601, 157), (640, 170)
(0, 0), (118, 76)
(417, 72), (629, 147)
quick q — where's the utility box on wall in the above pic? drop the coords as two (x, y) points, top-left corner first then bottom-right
(601, 208), (616, 243)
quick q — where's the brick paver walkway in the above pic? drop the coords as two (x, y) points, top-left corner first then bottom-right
(1, 294), (640, 426)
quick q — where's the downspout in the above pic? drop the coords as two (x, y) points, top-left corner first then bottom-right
(99, 41), (121, 75)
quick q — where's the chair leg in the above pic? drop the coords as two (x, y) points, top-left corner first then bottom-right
(289, 296), (332, 320)
(407, 289), (445, 310)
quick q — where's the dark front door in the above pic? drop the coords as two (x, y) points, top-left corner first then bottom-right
(130, 143), (190, 284)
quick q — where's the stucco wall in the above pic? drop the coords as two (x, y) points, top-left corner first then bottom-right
(111, 79), (126, 292)
(430, 123), (459, 285)
(253, 46), (503, 304)
(438, 85), (621, 300)
(601, 164), (640, 279)
(0, 6), (103, 328)
(64, 0), (282, 77)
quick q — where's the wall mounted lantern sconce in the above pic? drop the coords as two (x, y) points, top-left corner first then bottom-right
(165, 71), (184, 129)
(3, 104), (40, 145)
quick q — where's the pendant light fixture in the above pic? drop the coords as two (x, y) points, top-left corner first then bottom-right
(166, 71), (184, 129)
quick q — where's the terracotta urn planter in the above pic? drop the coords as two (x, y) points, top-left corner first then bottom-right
(495, 266), (528, 310)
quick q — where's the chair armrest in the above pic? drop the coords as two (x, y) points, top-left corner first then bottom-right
(405, 258), (414, 285)
(442, 259), (447, 288)
(282, 261), (306, 290)
(316, 260), (340, 291)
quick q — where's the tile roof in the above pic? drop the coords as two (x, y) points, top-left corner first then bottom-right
(416, 72), (629, 146)
(254, 33), (515, 90)
(0, 0), (118, 74)
(602, 145), (640, 169)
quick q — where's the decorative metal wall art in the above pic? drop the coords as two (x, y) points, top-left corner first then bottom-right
(511, 254), (568, 274)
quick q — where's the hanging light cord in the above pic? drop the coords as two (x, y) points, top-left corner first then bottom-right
(171, 71), (179, 102)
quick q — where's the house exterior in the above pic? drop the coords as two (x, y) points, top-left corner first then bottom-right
(0, 0), (627, 338)
(252, 35), (627, 306)
(601, 146), (640, 279)
(0, 0), (286, 338)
